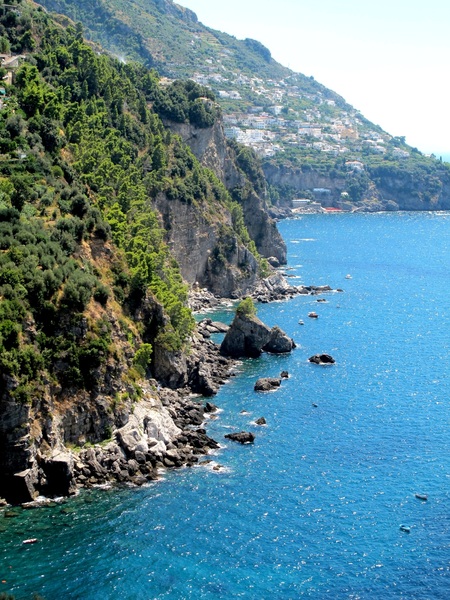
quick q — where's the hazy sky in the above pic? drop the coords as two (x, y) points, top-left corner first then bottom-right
(177, 0), (450, 156)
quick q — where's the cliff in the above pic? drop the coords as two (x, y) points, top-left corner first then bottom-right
(154, 189), (260, 297)
(0, 3), (286, 504)
(166, 120), (287, 265)
(263, 159), (450, 212)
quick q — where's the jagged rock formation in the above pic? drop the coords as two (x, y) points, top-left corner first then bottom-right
(220, 313), (271, 358)
(0, 321), (234, 504)
(154, 188), (260, 297)
(263, 326), (296, 354)
(166, 120), (287, 266)
(220, 311), (294, 358)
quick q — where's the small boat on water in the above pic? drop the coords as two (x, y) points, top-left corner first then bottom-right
(399, 525), (411, 534)
(415, 493), (428, 501)
(22, 538), (39, 545)
(308, 312), (319, 319)
(345, 274), (352, 279)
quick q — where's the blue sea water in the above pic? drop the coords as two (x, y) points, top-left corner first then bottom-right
(1, 212), (450, 599)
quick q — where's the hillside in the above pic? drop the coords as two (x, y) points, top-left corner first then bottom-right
(0, 0), (287, 503)
(37, 0), (450, 211)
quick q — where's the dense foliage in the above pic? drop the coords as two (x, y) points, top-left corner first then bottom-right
(0, 0), (262, 399)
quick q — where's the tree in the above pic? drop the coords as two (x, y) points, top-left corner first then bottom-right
(0, 36), (11, 54)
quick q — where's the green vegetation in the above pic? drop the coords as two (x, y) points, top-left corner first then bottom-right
(235, 297), (256, 318)
(0, 0), (265, 403)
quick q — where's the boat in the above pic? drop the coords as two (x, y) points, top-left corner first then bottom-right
(399, 525), (411, 533)
(345, 274), (352, 279)
(298, 320), (304, 325)
(308, 312), (319, 319)
(415, 493), (428, 501)
(22, 538), (39, 544)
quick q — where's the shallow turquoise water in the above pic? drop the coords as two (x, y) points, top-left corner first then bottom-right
(1, 212), (450, 599)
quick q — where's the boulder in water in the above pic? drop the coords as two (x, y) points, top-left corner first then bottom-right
(308, 354), (335, 365)
(263, 326), (295, 354)
(254, 377), (281, 392)
(220, 312), (272, 358)
(224, 432), (255, 444)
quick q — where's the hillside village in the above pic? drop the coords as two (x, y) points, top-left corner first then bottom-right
(192, 69), (411, 164)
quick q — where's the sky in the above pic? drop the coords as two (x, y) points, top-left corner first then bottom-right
(177, 0), (450, 157)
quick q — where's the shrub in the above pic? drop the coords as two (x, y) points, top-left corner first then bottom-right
(133, 343), (153, 376)
(93, 283), (109, 306)
(60, 271), (97, 312)
(236, 297), (256, 318)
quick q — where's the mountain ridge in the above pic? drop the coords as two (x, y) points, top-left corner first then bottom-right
(37, 0), (450, 211)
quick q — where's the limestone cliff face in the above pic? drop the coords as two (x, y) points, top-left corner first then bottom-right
(372, 170), (450, 210)
(154, 190), (259, 298)
(165, 120), (287, 265)
(0, 306), (137, 503)
(263, 162), (450, 211)
(263, 163), (346, 205)
(0, 297), (230, 503)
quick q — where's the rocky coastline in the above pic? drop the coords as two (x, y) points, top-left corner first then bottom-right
(189, 270), (338, 311)
(1, 276), (339, 507)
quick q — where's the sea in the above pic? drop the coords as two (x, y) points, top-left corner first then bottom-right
(1, 212), (449, 599)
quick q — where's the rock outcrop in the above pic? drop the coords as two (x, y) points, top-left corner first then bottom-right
(252, 272), (302, 303)
(220, 312), (271, 358)
(220, 310), (295, 358)
(263, 326), (295, 354)
(254, 378), (281, 392)
(166, 120), (287, 266)
(154, 190), (260, 298)
(224, 432), (255, 444)
(308, 354), (336, 365)
(0, 314), (235, 505)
